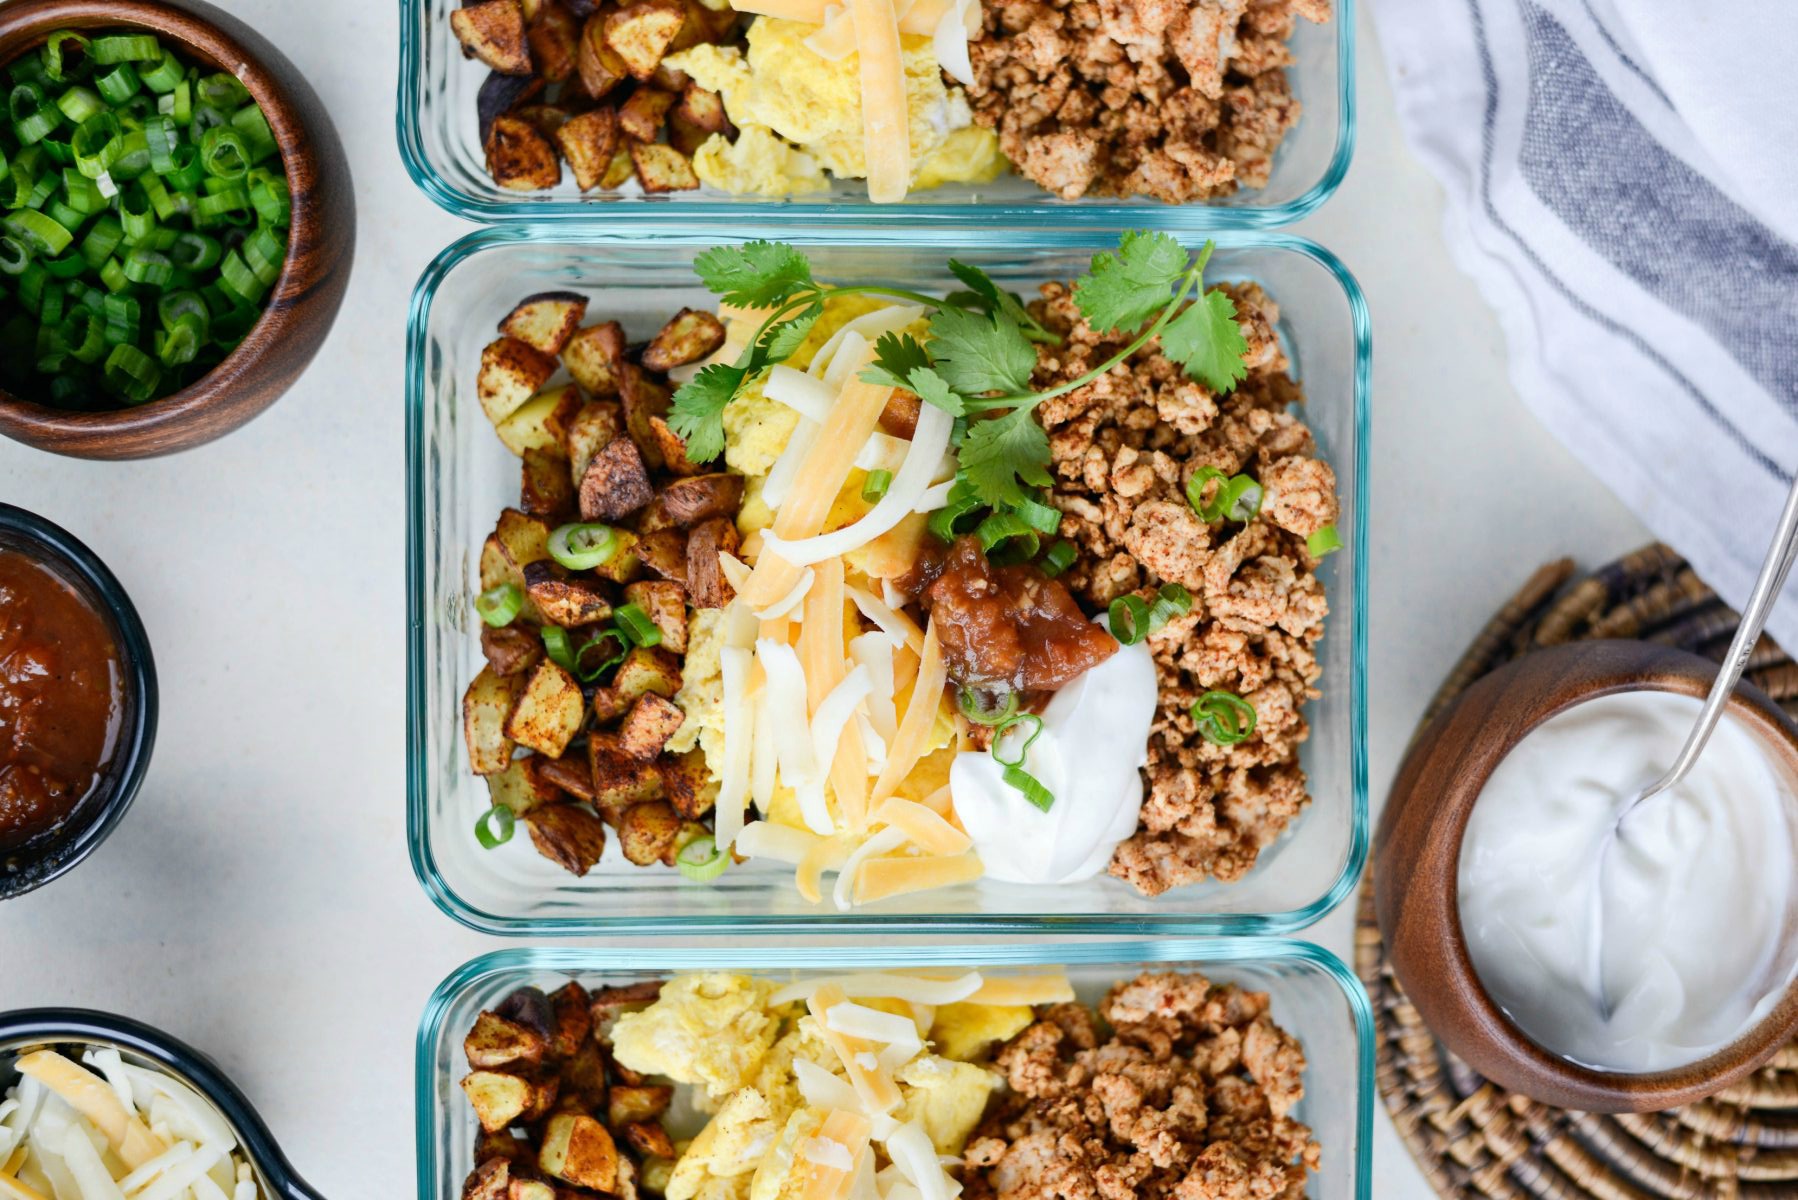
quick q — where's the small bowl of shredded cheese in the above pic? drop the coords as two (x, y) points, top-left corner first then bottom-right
(0, 1011), (321, 1200)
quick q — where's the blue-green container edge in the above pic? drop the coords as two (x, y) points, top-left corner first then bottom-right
(414, 940), (1374, 1200)
(405, 224), (1372, 937)
(394, 0), (1357, 230)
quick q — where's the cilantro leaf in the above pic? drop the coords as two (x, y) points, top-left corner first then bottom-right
(860, 331), (933, 393)
(906, 365), (964, 417)
(1161, 288), (1249, 394)
(1074, 231), (1190, 333)
(948, 260), (1054, 342)
(959, 408), (1053, 508)
(759, 301), (823, 363)
(692, 241), (816, 309)
(668, 363), (743, 464)
(928, 307), (1038, 398)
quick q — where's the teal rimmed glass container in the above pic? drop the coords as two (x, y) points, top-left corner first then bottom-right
(416, 941), (1374, 1200)
(406, 226), (1370, 936)
(396, 0), (1355, 228)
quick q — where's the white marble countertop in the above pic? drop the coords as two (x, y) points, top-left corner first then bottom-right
(0, 2), (1653, 1197)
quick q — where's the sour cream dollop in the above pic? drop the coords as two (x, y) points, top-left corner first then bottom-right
(951, 622), (1158, 884)
(1459, 690), (1798, 1073)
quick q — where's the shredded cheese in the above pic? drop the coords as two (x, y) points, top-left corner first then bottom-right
(799, 1111), (873, 1200)
(733, 0), (960, 35)
(0, 1172), (47, 1200)
(757, 638), (831, 833)
(849, 633), (899, 739)
(964, 973), (1078, 1006)
(848, 0), (911, 204)
(758, 567), (818, 621)
(797, 833), (855, 902)
(766, 364), (837, 421)
(738, 819), (821, 863)
(771, 970), (983, 1007)
(847, 585), (925, 655)
(872, 796), (971, 856)
(810, 306), (925, 381)
(832, 824), (908, 911)
(870, 620), (946, 805)
(809, 985), (905, 1114)
(854, 852), (984, 903)
(793, 1058), (864, 1112)
(716, 645), (755, 848)
(16, 1053), (166, 1170)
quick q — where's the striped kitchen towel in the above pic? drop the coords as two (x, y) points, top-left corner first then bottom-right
(1372, 0), (1798, 645)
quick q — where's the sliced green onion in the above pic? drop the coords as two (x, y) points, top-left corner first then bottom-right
(1146, 583), (1192, 629)
(861, 469), (892, 502)
(199, 125), (248, 180)
(71, 110), (122, 177)
(541, 625), (577, 672)
(142, 114), (177, 172)
(247, 168), (289, 225)
(1040, 539), (1076, 578)
(548, 523), (622, 571)
(121, 245), (172, 286)
(94, 64), (140, 105)
(1108, 594), (1151, 645)
(927, 478), (983, 543)
(139, 50), (183, 93)
(217, 247), (265, 303)
(118, 184), (154, 240)
(990, 713), (1044, 769)
(154, 314), (201, 365)
(43, 200), (86, 235)
(59, 305), (104, 364)
(1002, 765), (1054, 812)
(41, 32), (91, 83)
(2, 209), (71, 256)
(229, 102), (275, 163)
(55, 86), (103, 124)
(975, 510), (1038, 562)
(1307, 524), (1343, 558)
(1192, 690), (1258, 746)
(615, 603), (663, 648)
(195, 73), (249, 109)
(101, 292), (140, 344)
(61, 168), (106, 214)
(475, 803), (516, 850)
(475, 583), (524, 628)
(1014, 496), (1063, 535)
(240, 223), (283, 286)
(98, 255), (127, 292)
(77, 213), (121, 268)
(956, 686), (1018, 727)
(571, 629), (628, 683)
(676, 835), (728, 882)
(102, 341), (158, 402)
(91, 35), (161, 65)
(0, 236), (29, 276)
(167, 78), (191, 124)
(194, 184), (248, 226)
(1219, 474), (1263, 521)
(1185, 465), (1227, 519)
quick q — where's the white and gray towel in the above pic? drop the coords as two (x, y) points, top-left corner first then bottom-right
(1371, 0), (1798, 644)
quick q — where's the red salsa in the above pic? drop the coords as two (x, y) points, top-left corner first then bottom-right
(0, 551), (122, 849)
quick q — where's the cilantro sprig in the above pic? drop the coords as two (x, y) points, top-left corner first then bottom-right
(669, 233), (1250, 512)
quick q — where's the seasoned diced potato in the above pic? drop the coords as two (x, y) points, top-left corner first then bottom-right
(476, 1131), (533, 1167)
(453, 0), (534, 75)
(496, 985), (556, 1037)
(555, 108), (621, 191)
(558, 1038), (608, 1111)
(534, 753), (597, 802)
(505, 659), (586, 756)
(511, 103), (573, 141)
(617, 800), (681, 865)
(673, 82), (729, 135)
(523, 561), (614, 627)
(462, 1071), (549, 1132)
(496, 508), (555, 573)
(621, 1122), (676, 1160)
(564, 398), (625, 480)
(479, 337), (560, 426)
(658, 473), (742, 527)
(588, 732), (665, 809)
(561, 321), (628, 397)
(577, 11), (629, 100)
(628, 142), (699, 193)
(501, 292), (589, 356)
(606, 1084), (673, 1127)
(463, 1157), (513, 1200)
(485, 115), (562, 190)
(640, 416), (700, 476)
(496, 384), (583, 456)
(546, 980), (592, 1060)
(525, 2), (580, 82)
(658, 749), (715, 819)
(539, 1114), (618, 1192)
(685, 516), (739, 608)
(667, 111), (711, 158)
(579, 437), (655, 521)
(505, 1179), (553, 1200)
(618, 365), (672, 467)
(640, 308), (725, 374)
(600, 148), (636, 189)
(477, 70), (546, 145)
(463, 667), (523, 776)
(466, 1010), (549, 1071)
(521, 447), (576, 518)
(633, 529), (687, 584)
(525, 804), (610, 875)
(603, 0), (686, 81)
(617, 694), (685, 759)
(591, 646), (683, 721)
(623, 580), (687, 652)
(618, 88), (676, 143)
(588, 529), (641, 585)
(485, 755), (563, 817)
(639, 1157), (674, 1196)
(481, 623), (543, 676)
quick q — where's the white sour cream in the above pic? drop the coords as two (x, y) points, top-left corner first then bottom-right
(1459, 690), (1798, 1073)
(950, 623), (1158, 885)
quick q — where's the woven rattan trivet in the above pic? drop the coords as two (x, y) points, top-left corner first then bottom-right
(1355, 543), (1798, 1199)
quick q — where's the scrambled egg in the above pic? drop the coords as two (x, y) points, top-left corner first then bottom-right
(896, 1055), (997, 1154)
(668, 17), (1004, 197)
(611, 973), (783, 1102)
(667, 1088), (783, 1200)
(929, 1002), (1036, 1062)
(749, 1109), (823, 1200)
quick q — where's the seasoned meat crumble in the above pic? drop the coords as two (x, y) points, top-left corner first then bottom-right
(968, 0), (1332, 203)
(1027, 280), (1337, 896)
(964, 972), (1320, 1200)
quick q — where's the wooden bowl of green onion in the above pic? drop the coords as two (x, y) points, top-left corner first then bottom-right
(0, 0), (353, 459)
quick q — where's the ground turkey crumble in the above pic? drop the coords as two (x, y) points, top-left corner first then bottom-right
(1027, 280), (1337, 897)
(968, 0), (1331, 203)
(964, 972), (1320, 1200)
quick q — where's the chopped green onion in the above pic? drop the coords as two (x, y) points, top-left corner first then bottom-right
(168, 230), (220, 270)
(1219, 474), (1263, 521)
(41, 32), (91, 83)
(862, 469), (892, 502)
(60, 168), (106, 214)
(0, 236), (29, 275)
(475, 803), (516, 850)
(548, 522), (623, 571)
(121, 245), (171, 286)
(1040, 539), (1076, 578)
(11, 82), (62, 145)
(199, 124), (248, 180)
(195, 72), (249, 109)
(1192, 690), (1257, 746)
(55, 86), (103, 124)
(1146, 583), (1192, 629)
(475, 583), (524, 628)
(957, 686), (1018, 727)
(1307, 524), (1343, 558)
(139, 50), (182, 93)
(615, 603), (663, 648)
(541, 625), (577, 672)
(3, 209), (71, 256)
(927, 478), (983, 543)
(247, 168), (288, 224)
(990, 713), (1044, 769)
(676, 835), (729, 882)
(975, 510), (1039, 563)
(1108, 594), (1151, 645)
(1014, 496), (1063, 535)
(229, 102), (275, 163)
(571, 629), (628, 683)
(1002, 765), (1054, 812)
(102, 341), (158, 402)
(94, 64), (139, 105)
(240, 223), (283, 286)
(91, 35), (161, 65)
(217, 247), (266, 303)
(1185, 465), (1227, 519)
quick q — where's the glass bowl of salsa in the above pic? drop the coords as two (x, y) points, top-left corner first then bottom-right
(0, 502), (156, 898)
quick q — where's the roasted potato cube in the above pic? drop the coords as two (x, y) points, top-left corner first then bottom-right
(539, 1114), (618, 1192)
(600, 148), (636, 189)
(506, 1180), (554, 1200)
(622, 581), (687, 653)
(558, 1040), (608, 1113)
(525, 803), (609, 875)
(479, 337), (560, 426)
(453, 0), (533, 74)
(588, 981), (661, 1044)
(577, 11), (629, 100)
(640, 308), (725, 374)
(481, 534), (547, 626)
(603, 0), (686, 80)
(579, 437), (655, 521)
(639, 417), (699, 476)
(621, 1122), (676, 1160)
(546, 980), (593, 1060)
(617, 694), (685, 760)
(628, 142), (699, 193)
(534, 753), (597, 802)
(634, 529), (688, 584)
(495, 983), (557, 1036)
(666, 111), (710, 158)
(477, 70), (546, 144)
(618, 88), (677, 143)
(463, 667), (523, 776)
(485, 755), (563, 817)
(617, 800), (681, 865)
(477, 1131), (533, 1167)
(496, 508), (555, 573)
(657, 749), (716, 819)
(588, 732), (665, 809)
(685, 516), (739, 609)
(486, 115), (562, 191)
(554, 108), (621, 191)
(658, 473), (743, 527)
(639, 1157), (674, 1196)
(618, 365), (672, 466)
(672, 81), (729, 134)
(526, 2), (580, 82)
(512, 103), (573, 141)
(501, 292), (590, 356)
(523, 561), (615, 628)
(561, 322), (628, 397)
(505, 659), (586, 756)
(463, 1158), (513, 1200)
(564, 399), (625, 483)
(613, 1152), (642, 1200)
(521, 447), (576, 518)
(587, 529), (641, 585)
(606, 1084), (673, 1127)
(591, 646), (683, 720)
(461, 1071), (553, 1133)
(466, 1010), (549, 1071)
(497, 384), (583, 457)
(481, 623), (543, 677)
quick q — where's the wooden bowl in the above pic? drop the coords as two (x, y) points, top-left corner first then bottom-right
(0, 0), (354, 459)
(1375, 639), (1798, 1112)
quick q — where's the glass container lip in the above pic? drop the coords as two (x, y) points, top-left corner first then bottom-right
(415, 940), (1374, 1200)
(0, 1007), (324, 1200)
(395, 0), (1356, 230)
(405, 225), (1371, 937)
(0, 504), (158, 901)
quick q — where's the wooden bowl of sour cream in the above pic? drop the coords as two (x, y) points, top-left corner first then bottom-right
(1375, 640), (1798, 1113)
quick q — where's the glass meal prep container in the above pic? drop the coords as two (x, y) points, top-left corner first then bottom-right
(416, 941), (1374, 1200)
(396, 0), (1356, 228)
(406, 227), (1370, 936)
